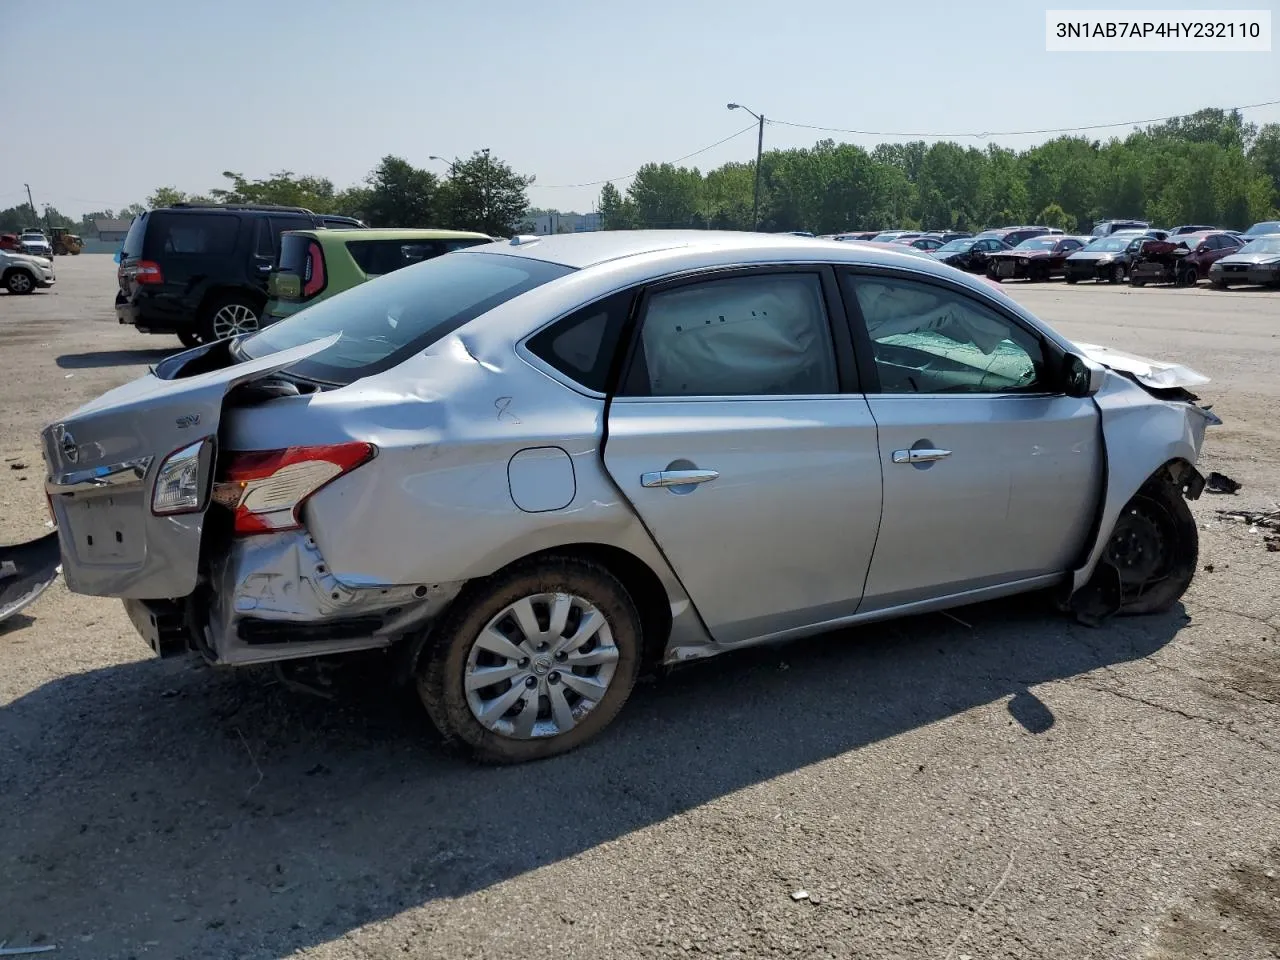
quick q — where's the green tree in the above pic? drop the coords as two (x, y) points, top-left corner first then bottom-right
(1036, 202), (1076, 231)
(363, 155), (442, 227)
(208, 170), (337, 210)
(627, 163), (703, 228)
(598, 182), (636, 230)
(146, 186), (190, 208)
(442, 149), (534, 235)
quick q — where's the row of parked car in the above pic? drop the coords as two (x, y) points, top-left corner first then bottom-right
(824, 219), (1280, 290)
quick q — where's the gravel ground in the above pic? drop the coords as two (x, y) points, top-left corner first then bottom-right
(1, 255), (1277, 960)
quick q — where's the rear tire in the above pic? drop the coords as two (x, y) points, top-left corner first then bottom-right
(1029, 262), (1050, 283)
(1177, 266), (1198, 288)
(1107, 480), (1198, 616)
(1065, 275), (1078, 285)
(1130, 276), (1145, 287)
(417, 557), (642, 764)
(198, 293), (261, 343)
(1109, 263), (1126, 283)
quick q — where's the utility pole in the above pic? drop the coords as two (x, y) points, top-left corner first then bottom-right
(24, 184), (36, 229)
(726, 104), (765, 230)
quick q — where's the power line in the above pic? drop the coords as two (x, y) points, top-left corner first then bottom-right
(534, 122), (759, 188)
(766, 97), (1280, 140)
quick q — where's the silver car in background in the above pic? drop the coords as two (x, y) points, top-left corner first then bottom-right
(1208, 234), (1280, 288)
(42, 232), (1220, 763)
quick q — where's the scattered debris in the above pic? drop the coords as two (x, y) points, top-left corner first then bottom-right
(1218, 509), (1280, 529)
(1266, 536), (1279, 553)
(790, 889), (809, 901)
(7, 461), (26, 471)
(1204, 563), (1215, 573)
(940, 609), (973, 629)
(1205, 472), (1242, 494)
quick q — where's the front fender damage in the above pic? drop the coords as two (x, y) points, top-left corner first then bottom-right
(1065, 369), (1221, 624)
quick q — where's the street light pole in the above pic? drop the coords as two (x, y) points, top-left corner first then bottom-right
(727, 104), (765, 231)
(428, 155), (458, 176)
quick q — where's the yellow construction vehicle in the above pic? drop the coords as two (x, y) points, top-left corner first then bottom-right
(50, 227), (83, 255)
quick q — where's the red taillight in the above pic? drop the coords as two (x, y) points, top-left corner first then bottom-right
(302, 241), (326, 298)
(134, 260), (164, 285)
(212, 443), (375, 536)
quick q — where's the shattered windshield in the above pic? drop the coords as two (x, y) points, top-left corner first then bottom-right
(238, 251), (573, 384)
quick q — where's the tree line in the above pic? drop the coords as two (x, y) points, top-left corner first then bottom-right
(598, 107), (1280, 234)
(2, 149), (534, 238)
(5, 107), (1277, 240)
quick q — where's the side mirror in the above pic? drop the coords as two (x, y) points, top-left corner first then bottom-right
(1064, 353), (1105, 398)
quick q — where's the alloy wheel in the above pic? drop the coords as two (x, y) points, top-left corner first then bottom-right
(463, 592), (620, 740)
(210, 303), (259, 339)
(8, 272), (32, 294)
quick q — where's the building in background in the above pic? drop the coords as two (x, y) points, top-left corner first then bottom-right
(526, 211), (601, 235)
(94, 218), (132, 244)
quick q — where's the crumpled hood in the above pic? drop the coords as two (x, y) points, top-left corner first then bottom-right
(1073, 342), (1209, 390)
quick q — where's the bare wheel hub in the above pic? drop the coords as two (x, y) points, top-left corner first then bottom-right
(1105, 505), (1166, 585)
(463, 592), (619, 740)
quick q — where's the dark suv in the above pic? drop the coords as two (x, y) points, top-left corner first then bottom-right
(115, 203), (353, 346)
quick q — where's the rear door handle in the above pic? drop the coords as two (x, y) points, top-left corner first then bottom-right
(641, 469), (720, 488)
(892, 448), (951, 464)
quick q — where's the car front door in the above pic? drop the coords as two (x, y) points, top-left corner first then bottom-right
(838, 268), (1103, 611)
(602, 267), (883, 645)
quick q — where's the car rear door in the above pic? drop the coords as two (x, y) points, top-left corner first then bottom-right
(602, 267), (883, 645)
(838, 268), (1103, 611)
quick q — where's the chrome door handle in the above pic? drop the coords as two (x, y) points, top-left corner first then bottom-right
(641, 469), (720, 488)
(892, 448), (951, 464)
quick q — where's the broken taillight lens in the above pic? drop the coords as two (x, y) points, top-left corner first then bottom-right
(212, 443), (375, 535)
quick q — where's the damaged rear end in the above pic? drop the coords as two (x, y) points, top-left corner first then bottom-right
(40, 334), (371, 660)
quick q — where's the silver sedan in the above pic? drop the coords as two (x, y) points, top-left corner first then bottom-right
(42, 232), (1220, 762)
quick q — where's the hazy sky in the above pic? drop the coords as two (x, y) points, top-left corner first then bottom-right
(4, 0), (1277, 219)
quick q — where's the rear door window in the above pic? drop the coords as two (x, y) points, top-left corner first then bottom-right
(526, 291), (635, 393)
(257, 216), (315, 260)
(143, 212), (240, 258)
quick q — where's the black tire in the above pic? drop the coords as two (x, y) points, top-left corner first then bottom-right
(1106, 480), (1198, 616)
(1109, 263), (1126, 284)
(177, 330), (203, 349)
(1065, 275), (1078, 285)
(417, 557), (642, 764)
(4, 269), (36, 295)
(1177, 267), (1198, 288)
(1029, 262), (1050, 283)
(198, 292), (261, 343)
(1130, 276), (1145, 287)
(1211, 279), (1227, 290)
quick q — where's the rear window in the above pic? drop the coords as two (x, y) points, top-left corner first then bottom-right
(277, 232), (313, 274)
(142, 212), (240, 258)
(345, 238), (488, 275)
(238, 251), (573, 384)
(121, 215), (146, 258)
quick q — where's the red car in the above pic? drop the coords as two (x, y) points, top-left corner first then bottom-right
(1129, 231), (1245, 287)
(0, 234), (20, 251)
(985, 235), (1090, 282)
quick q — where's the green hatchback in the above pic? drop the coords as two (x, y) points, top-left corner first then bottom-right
(264, 228), (494, 324)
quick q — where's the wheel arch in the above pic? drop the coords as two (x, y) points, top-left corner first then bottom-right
(394, 540), (678, 684)
(196, 283), (266, 319)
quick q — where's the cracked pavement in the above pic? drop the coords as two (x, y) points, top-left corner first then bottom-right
(1, 259), (1277, 959)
